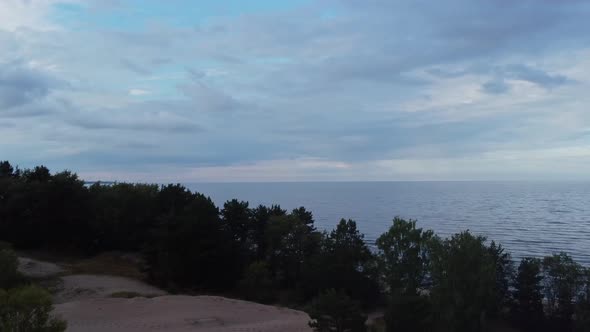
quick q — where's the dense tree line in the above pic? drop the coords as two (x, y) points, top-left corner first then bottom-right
(0, 161), (589, 331)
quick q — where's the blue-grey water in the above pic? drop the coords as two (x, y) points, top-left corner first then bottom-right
(187, 182), (590, 265)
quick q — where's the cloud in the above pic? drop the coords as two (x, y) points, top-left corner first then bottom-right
(128, 88), (150, 96)
(0, 0), (75, 31)
(65, 102), (204, 132)
(120, 59), (152, 76)
(503, 64), (574, 89)
(481, 79), (510, 95)
(478, 64), (574, 94)
(2, 0), (590, 180)
(186, 67), (206, 81)
(0, 60), (63, 115)
(179, 82), (242, 112)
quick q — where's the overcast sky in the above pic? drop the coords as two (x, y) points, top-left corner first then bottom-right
(1, 0), (590, 182)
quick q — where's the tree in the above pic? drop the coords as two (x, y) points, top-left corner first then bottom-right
(376, 218), (434, 296)
(156, 184), (194, 217)
(44, 171), (92, 251)
(429, 231), (496, 332)
(88, 183), (159, 251)
(292, 206), (315, 230)
(543, 253), (582, 330)
(487, 241), (514, 318)
(221, 199), (254, 259)
(376, 218), (435, 331)
(238, 261), (275, 303)
(0, 167), (93, 250)
(0, 161), (14, 178)
(576, 268), (590, 332)
(143, 193), (240, 290)
(308, 289), (367, 332)
(0, 286), (67, 332)
(301, 219), (379, 307)
(23, 166), (51, 182)
(265, 213), (321, 289)
(511, 257), (544, 332)
(384, 293), (432, 332)
(251, 205), (287, 260)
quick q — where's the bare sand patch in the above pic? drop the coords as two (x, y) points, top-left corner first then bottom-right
(54, 275), (167, 303)
(17, 256), (311, 331)
(54, 296), (312, 332)
(18, 257), (64, 278)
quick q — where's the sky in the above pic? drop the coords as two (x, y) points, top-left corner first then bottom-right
(2, 0), (590, 182)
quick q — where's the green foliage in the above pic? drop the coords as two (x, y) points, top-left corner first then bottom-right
(88, 182), (160, 251)
(265, 213), (321, 289)
(0, 167), (91, 250)
(143, 193), (240, 290)
(222, 199), (255, 264)
(0, 241), (13, 251)
(0, 286), (67, 332)
(291, 206), (315, 228)
(429, 231), (496, 332)
(156, 184), (194, 217)
(327, 219), (373, 268)
(308, 289), (367, 332)
(0, 161), (14, 178)
(376, 218), (434, 332)
(576, 268), (590, 332)
(23, 166), (51, 183)
(238, 261), (275, 303)
(384, 294), (432, 332)
(376, 218), (434, 296)
(487, 241), (514, 317)
(0, 249), (24, 289)
(302, 219), (380, 307)
(511, 257), (545, 332)
(542, 253), (583, 330)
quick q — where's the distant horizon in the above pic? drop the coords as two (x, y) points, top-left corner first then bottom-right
(83, 179), (590, 184)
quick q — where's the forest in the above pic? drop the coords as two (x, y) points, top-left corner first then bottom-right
(0, 160), (589, 332)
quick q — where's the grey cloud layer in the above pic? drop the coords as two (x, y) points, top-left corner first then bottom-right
(0, 61), (62, 111)
(2, 0), (590, 180)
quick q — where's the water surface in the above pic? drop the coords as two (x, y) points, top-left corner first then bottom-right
(188, 182), (590, 264)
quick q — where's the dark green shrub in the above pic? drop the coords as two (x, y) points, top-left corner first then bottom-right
(384, 294), (432, 332)
(0, 286), (67, 332)
(0, 249), (23, 289)
(308, 289), (367, 332)
(238, 261), (275, 303)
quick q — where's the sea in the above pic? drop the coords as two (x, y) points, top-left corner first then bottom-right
(187, 181), (590, 265)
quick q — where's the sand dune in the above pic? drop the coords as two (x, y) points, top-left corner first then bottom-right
(18, 257), (64, 278)
(53, 274), (167, 303)
(54, 296), (311, 332)
(18, 257), (312, 332)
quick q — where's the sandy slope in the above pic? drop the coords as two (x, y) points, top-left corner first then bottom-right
(18, 257), (64, 278)
(18, 257), (312, 332)
(53, 275), (167, 303)
(54, 296), (311, 332)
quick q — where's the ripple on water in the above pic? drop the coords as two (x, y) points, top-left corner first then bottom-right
(189, 181), (590, 266)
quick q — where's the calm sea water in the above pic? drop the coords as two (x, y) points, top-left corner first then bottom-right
(187, 182), (590, 265)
